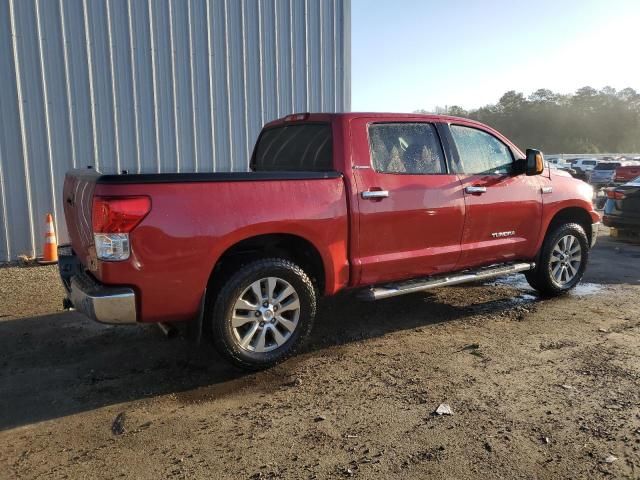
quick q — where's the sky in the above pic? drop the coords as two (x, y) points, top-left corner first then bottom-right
(351, 0), (640, 112)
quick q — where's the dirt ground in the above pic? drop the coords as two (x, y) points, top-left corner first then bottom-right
(1, 231), (640, 479)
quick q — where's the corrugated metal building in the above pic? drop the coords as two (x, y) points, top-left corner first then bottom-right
(0, 0), (351, 262)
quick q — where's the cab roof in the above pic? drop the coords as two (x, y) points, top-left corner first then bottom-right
(262, 112), (523, 157)
(263, 112), (485, 128)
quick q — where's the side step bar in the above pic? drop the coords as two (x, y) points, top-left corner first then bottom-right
(361, 262), (535, 301)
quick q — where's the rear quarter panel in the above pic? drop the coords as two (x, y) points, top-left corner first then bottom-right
(93, 178), (349, 323)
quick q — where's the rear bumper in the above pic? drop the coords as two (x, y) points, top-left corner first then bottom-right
(67, 274), (137, 324)
(603, 215), (640, 230)
(58, 245), (137, 324)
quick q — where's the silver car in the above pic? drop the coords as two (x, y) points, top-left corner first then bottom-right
(589, 162), (622, 186)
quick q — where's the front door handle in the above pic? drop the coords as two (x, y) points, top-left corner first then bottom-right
(361, 190), (389, 199)
(465, 186), (487, 194)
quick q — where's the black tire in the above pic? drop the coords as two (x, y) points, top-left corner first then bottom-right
(209, 258), (316, 370)
(525, 222), (590, 297)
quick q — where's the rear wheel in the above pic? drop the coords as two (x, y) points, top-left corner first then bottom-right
(525, 222), (589, 297)
(209, 258), (316, 370)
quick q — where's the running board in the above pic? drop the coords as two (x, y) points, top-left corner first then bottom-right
(361, 262), (535, 301)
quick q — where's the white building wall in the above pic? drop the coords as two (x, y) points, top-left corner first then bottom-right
(0, 0), (351, 261)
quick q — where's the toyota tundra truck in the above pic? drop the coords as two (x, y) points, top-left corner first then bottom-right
(59, 113), (600, 369)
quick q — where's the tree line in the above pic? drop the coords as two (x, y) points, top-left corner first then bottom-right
(416, 87), (640, 153)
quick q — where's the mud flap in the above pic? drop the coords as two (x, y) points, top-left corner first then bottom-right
(186, 289), (206, 345)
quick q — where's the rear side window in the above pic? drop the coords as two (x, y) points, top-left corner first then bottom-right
(368, 123), (446, 174)
(450, 125), (513, 174)
(253, 124), (332, 171)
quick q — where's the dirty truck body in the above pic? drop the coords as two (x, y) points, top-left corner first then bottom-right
(60, 113), (600, 369)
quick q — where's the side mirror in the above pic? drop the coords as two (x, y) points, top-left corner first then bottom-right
(526, 149), (544, 176)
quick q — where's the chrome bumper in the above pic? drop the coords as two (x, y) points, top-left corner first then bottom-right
(59, 246), (137, 324)
(68, 277), (137, 324)
(591, 222), (600, 247)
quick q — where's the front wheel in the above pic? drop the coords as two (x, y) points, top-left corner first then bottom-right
(525, 222), (590, 297)
(209, 258), (317, 370)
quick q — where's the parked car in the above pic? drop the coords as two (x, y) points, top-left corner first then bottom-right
(548, 163), (577, 177)
(571, 158), (599, 177)
(548, 157), (574, 170)
(602, 176), (640, 233)
(59, 113), (600, 369)
(588, 162), (622, 186)
(615, 164), (640, 184)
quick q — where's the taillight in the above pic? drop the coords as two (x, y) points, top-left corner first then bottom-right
(92, 196), (151, 261)
(93, 196), (151, 233)
(606, 189), (626, 200)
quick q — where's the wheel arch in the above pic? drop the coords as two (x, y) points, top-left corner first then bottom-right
(538, 206), (595, 255)
(207, 233), (328, 300)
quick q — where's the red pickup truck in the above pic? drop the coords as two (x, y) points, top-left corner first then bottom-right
(614, 164), (640, 184)
(60, 113), (600, 369)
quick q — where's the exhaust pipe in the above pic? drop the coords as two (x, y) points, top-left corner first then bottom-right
(157, 322), (178, 338)
(62, 297), (75, 310)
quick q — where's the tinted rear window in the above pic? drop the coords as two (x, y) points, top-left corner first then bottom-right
(594, 163), (620, 170)
(253, 124), (333, 171)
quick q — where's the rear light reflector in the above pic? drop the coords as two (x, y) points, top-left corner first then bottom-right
(94, 233), (130, 261)
(92, 196), (150, 261)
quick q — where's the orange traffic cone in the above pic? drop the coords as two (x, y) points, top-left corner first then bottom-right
(37, 213), (58, 265)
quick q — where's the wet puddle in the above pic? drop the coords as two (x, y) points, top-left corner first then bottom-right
(571, 282), (604, 295)
(486, 274), (604, 301)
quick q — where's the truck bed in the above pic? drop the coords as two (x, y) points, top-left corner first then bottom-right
(62, 169), (349, 323)
(95, 171), (342, 184)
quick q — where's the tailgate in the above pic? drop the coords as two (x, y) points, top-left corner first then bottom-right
(62, 169), (99, 268)
(617, 166), (640, 181)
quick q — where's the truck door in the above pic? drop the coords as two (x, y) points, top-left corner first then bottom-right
(351, 119), (466, 285)
(444, 123), (543, 269)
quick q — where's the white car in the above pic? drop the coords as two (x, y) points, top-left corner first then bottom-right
(548, 157), (574, 170)
(547, 162), (577, 177)
(571, 158), (599, 176)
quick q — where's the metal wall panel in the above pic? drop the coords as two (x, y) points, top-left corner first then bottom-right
(0, 0), (351, 261)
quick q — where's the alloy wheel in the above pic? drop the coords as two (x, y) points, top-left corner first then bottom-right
(549, 234), (582, 286)
(230, 277), (301, 353)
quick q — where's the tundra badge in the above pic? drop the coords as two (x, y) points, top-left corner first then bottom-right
(491, 231), (515, 238)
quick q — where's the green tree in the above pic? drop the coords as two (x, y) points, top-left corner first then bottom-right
(413, 86), (640, 153)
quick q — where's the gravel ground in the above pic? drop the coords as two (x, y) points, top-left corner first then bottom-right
(1, 233), (640, 479)
(0, 264), (65, 319)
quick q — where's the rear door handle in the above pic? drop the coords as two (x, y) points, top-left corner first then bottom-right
(465, 186), (487, 194)
(361, 190), (389, 199)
